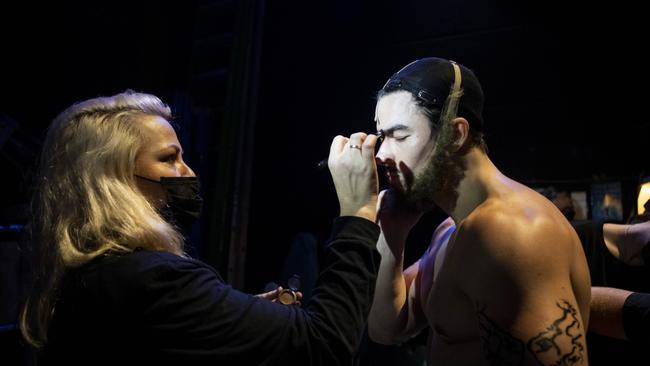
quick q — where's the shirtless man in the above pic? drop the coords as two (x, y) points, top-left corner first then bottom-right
(367, 57), (591, 365)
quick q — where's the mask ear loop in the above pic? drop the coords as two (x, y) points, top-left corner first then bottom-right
(439, 61), (464, 124)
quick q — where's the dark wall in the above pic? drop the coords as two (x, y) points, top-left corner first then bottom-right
(0, 1), (198, 218)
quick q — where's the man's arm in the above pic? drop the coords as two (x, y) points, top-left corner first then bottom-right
(368, 211), (454, 344)
(589, 286), (630, 339)
(368, 231), (423, 344)
(591, 287), (650, 343)
(603, 221), (650, 266)
(460, 214), (589, 365)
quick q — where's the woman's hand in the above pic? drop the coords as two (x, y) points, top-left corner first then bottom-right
(328, 132), (379, 222)
(256, 286), (303, 306)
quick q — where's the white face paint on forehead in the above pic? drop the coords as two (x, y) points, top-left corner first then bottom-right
(376, 91), (432, 137)
(374, 90), (437, 193)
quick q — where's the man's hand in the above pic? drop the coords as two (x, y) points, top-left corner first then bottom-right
(377, 189), (423, 248)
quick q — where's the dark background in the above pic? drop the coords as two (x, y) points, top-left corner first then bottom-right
(1, 1), (648, 355)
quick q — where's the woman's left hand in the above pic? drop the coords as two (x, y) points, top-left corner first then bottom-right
(255, 286), (303, 305)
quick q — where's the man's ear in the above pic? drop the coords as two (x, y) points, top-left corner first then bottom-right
(451, 117), (470, 151)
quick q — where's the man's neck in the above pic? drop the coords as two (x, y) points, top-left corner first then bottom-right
(435, 148), (499, 224)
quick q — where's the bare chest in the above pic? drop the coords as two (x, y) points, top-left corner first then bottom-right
(424, 238), (480, 345)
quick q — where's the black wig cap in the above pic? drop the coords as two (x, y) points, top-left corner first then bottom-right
(381, 57), (485, 131)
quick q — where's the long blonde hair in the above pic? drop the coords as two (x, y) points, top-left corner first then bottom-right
(21, 90), (185, 347)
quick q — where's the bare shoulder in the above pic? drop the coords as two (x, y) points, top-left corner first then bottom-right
(459, 196), (578, 259)
(452, 195), (584, 292)
(450, 189), (591, 365)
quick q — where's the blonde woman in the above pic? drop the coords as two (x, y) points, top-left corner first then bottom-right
(21, 90), (380, 365)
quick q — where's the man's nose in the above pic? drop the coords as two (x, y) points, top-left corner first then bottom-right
(375, 143), (392, 165)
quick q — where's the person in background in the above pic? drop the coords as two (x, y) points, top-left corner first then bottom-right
(590, 287), (650, 344)
(574, 219), (650, 364)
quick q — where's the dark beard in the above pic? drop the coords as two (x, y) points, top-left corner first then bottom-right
(404, 122), (466, 213)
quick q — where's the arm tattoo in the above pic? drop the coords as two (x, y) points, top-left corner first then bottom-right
(527, 300), (585, 365)
(477, 300), (585, 366)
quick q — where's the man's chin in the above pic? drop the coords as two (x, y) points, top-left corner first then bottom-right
(405, 173), (443, 212)
(388, 185), (435, 213)
(385, 165), (438, 212)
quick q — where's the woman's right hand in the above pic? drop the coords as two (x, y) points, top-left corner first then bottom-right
(328, 132), (379, 222)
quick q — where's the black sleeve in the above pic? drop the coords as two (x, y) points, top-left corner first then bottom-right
(140, 216), (380, 365)
(622, 292), (650, 344)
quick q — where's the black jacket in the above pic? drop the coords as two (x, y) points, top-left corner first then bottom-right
(42, 216), (380, 365)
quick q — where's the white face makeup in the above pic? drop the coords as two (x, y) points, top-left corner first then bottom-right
(375, 90), (437, 193)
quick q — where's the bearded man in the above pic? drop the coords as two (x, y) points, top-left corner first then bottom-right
(368, 57), (591, 366)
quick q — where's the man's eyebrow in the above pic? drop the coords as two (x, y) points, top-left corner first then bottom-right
(379, 124), (410, 136)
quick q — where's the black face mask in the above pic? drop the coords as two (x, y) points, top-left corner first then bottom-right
(136, 175), (203, 232)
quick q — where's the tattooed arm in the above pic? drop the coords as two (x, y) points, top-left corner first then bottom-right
(457, 210), (591, 366)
